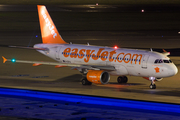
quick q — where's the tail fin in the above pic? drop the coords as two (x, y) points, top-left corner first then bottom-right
(37, 5), (67, 44)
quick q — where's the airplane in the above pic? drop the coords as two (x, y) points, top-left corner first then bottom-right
(2, 5), (178, 89)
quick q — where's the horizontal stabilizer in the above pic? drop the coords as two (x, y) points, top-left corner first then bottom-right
(0, 44), (48, 51)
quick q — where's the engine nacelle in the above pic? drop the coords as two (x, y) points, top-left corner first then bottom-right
(155, 78), (163, 81)
(143, 77), (163, 81)
(87, 70), (110, 84)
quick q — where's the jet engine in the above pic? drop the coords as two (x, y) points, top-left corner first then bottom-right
(86, 70), (110, 84)
(143, 77), (163, 81)
(155, 78), (163, 81)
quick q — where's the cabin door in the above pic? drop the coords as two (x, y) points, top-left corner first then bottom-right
(55, 46), (62, 61)
(141, 55), (149, 69)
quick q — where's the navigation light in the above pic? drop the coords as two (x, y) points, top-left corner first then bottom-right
(11, 58), (16, 63)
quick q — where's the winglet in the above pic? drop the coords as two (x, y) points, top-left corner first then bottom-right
(2, 56), (7, 63)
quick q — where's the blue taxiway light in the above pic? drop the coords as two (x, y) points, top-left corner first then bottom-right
(0, 88), (179, 113)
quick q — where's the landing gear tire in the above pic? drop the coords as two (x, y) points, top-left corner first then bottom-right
(81, 78), (92, 85)
(117, 76), (128, 84)
(149, 84), (156, 89)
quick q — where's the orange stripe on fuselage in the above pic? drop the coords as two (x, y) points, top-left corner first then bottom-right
(62, 48), (142, 64)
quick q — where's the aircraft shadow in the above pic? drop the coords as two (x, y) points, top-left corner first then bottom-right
(55, 74), (82, 82)
(55, 75), (145, 86)
(108, 82), (145, 86)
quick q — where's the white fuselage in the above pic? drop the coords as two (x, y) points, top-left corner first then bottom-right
(34, 43), (178, 78)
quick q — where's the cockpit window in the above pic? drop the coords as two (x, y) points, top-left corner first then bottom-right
(163, 60), (169, 63)
(154, 59), (159, 63)
(154, 59), (172, 64)
(159, 59), (163, 63)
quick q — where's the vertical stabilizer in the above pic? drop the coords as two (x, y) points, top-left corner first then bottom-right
(37, 5), (67, 44)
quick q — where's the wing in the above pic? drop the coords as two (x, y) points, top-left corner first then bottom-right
(2, 56), (115, 71)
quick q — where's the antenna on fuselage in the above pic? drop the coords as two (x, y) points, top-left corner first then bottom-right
(150, 48), (153, 52)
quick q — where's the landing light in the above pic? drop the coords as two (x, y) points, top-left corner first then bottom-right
(11, 58), (16, 63)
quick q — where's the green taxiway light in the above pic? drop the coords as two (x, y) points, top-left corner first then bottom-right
(11, 59), (16, 63)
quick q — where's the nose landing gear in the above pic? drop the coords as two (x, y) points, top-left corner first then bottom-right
(149, 77), (156, 89)
(150, 84), (156, 89)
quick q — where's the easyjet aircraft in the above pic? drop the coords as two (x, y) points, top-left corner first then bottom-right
(2, 5), (178, 89)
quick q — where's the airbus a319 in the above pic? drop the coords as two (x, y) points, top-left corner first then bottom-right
(2, 5), (178, 89)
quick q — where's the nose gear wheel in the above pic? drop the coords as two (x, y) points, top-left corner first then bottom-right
(149, 84), (156, 89)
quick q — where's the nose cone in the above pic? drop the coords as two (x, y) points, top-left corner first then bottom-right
(170, 64), (178, 76)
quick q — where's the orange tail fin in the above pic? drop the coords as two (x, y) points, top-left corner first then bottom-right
(37, 5), (67, 44)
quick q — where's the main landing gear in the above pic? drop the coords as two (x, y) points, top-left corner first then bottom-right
(81, 77), (92, 85)
(117, 76), (128, 84)
(149, 77), (156, 89)
(80, 69), (92, 85)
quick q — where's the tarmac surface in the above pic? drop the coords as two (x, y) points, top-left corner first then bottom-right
(0, 4), (180, 119)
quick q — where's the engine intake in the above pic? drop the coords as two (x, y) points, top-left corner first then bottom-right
(87, 70), (110, 84)
(155, 78), (163, 81)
